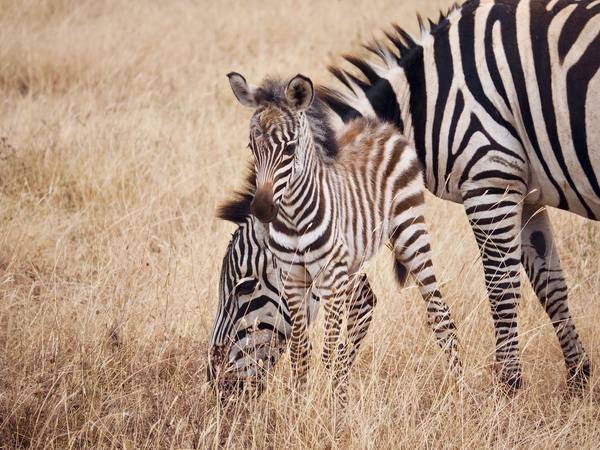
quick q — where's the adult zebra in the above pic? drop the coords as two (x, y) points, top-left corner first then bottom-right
(318, 0), (599, 389)
(207, 186), (377, 395)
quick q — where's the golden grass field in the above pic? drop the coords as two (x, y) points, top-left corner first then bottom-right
(0, 0), (599, 448)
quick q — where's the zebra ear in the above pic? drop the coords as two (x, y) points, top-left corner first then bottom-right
(227, 72), (258, 107)
(285, 74), (314, 111)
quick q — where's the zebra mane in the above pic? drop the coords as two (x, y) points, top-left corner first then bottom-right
(216, 168), (256, 224)
(318, 1), (475, 121)
(253, 78), (339, 160)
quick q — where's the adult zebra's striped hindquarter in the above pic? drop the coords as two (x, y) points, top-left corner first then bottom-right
(227, 73), (461, 399)
(319, 0), (598, 389)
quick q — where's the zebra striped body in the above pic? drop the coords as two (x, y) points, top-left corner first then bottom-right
(320, 0), (599, 388)
(227, 73), (461, 396)
(207, 206), (377, 395)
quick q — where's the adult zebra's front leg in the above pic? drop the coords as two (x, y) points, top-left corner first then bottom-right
(463, 186), (525, 390)
(521, 205), (591, 389)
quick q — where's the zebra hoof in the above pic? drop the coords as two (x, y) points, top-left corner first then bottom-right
(567, 361), (591, 392)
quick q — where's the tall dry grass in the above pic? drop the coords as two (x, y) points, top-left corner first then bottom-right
(0, 0), (599, 448)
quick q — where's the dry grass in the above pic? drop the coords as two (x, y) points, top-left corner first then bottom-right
(0, 0), (599, 448)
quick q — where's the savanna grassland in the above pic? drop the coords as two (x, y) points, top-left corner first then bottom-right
(0, 0), (599, 448)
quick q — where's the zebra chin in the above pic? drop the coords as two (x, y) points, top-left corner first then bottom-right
(207, 328), (286, 398)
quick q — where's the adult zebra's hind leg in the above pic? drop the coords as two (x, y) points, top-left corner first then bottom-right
(390, 204), (461, 376)
(463, 187), (524, 390)
(521, 205), (591, 389)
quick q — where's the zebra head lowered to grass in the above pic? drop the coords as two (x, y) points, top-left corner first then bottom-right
(206, 186), (288, 394)
(318, 0), (599, 390)
(227, 72), (461, 400)
(207, 180), (378, 397)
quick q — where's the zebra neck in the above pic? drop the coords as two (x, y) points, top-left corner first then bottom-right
(280, 140), (322, 231)
(293, 117), (321, 185)
(250, 216), (269, 246)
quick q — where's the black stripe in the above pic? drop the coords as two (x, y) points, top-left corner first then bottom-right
(432, 22), (453, 194)
(405, 47), (427, 168)
(558, 2), (592, 64)
(445, 90), (465, 192)
(472, 170), (526, 185)
(368, 78), (403, 128)
(458, 3), (519, 143)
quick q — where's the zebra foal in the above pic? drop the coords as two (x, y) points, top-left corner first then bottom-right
(227, 73), (461, 395)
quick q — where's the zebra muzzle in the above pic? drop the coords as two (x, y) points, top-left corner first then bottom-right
(208, 329), (286, 397)
(250, 187), (279, 223)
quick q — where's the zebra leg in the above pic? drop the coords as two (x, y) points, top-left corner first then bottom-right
(280, 264), (312, 391)
(390, 213), (461, 375)
(463, 187), (524, 390)
(344, 273), (377, 370)
(317, 264), (351, 400)
(333, 273), (377, 398)
(521, 205), (591, 389)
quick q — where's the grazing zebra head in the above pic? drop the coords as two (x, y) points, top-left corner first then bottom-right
(227, 72), (337, 223)
(207, 190), (286, 392)
(207, 186), (319, 395)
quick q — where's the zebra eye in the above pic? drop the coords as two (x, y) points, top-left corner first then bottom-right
(235, 279), (258, 296)
(283, 142), (296, 155)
